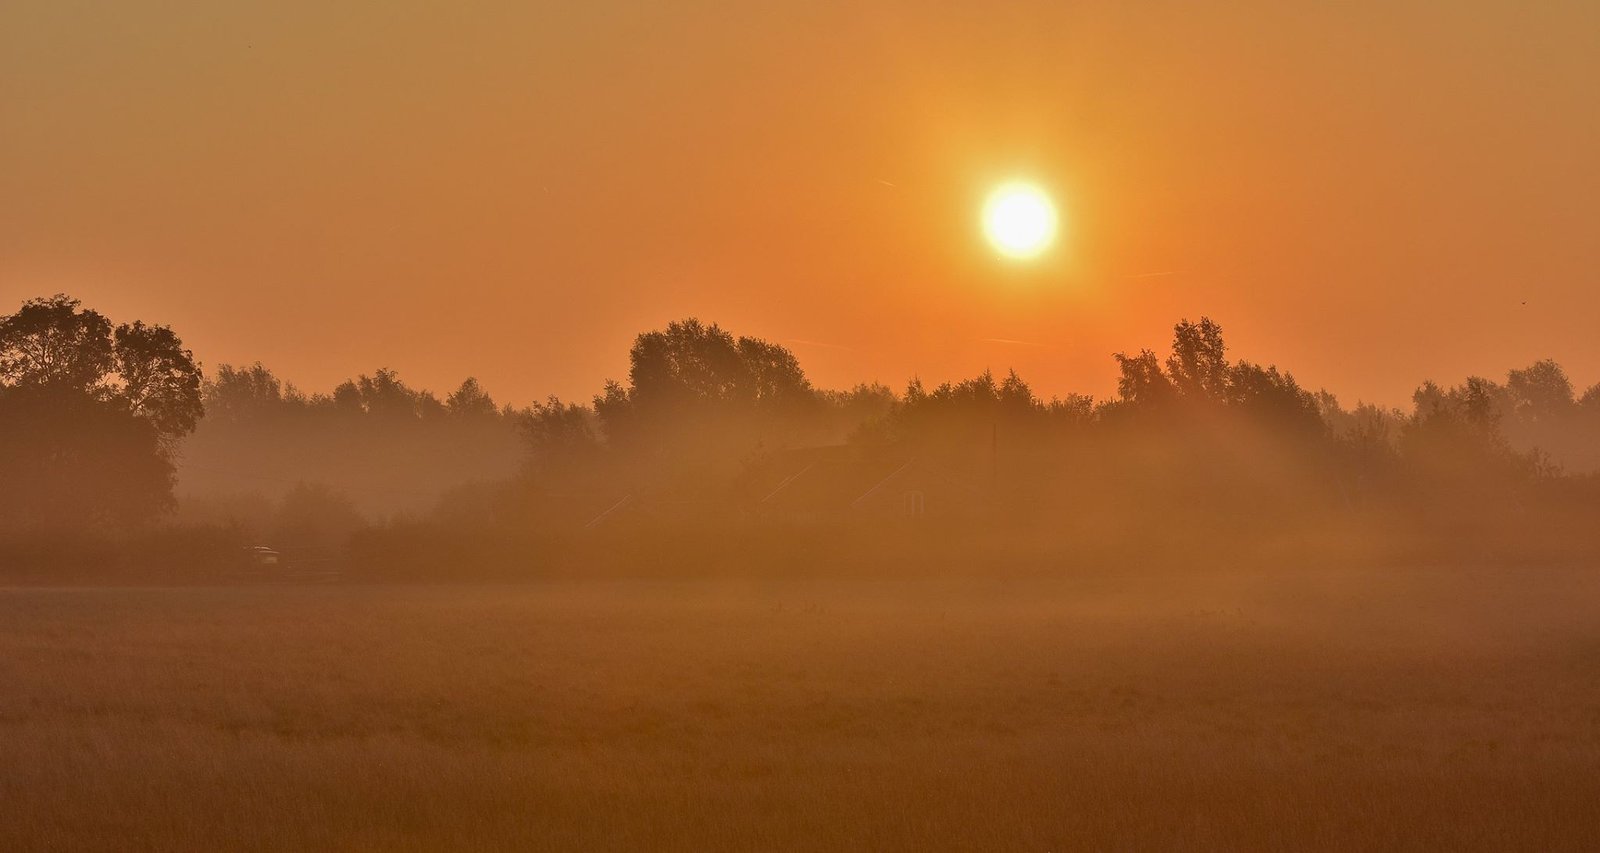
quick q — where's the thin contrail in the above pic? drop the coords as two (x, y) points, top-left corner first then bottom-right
(1125, 271), (1182, 279)
(979, 337), (1048, 348)
(785, 338), (853, 350)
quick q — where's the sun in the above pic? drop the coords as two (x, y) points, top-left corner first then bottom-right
(981, 182), (1058, 260)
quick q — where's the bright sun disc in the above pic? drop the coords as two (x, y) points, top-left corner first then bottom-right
(982, 182), (1057, 259)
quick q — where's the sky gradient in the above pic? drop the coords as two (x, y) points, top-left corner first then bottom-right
(4, 1), (1597, 407)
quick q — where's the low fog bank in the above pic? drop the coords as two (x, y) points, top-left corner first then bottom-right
(4, 297), (1600, 582)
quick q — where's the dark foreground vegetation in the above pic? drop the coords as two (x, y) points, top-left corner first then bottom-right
(4, 571), (1600, 851)
(3, 293), (1600, 580)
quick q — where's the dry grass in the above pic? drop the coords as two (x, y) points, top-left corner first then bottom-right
(4, 567), (1600, 851)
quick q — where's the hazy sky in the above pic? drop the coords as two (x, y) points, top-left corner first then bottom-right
(4, 1), (1597, 407)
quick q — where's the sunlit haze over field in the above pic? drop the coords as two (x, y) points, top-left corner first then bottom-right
(4, 2), (1600, 850)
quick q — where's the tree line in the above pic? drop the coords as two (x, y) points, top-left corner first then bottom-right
(3, 294), (1599, 576)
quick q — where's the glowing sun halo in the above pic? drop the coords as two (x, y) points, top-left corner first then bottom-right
(982, 182), (1058, 260)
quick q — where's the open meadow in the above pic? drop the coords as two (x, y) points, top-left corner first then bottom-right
(4, 567), (1600, 851)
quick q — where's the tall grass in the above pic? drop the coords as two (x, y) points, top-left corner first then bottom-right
(3, 569), (1599, 850)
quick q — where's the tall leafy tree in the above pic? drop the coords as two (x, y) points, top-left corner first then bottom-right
(1506, 359), (1575, 423)
(113, 320), (205, 439)
(596, 318), (816, 447)
(0, 294), (114, 391)
(0, 295), (204, 530)
(1112, 349), (1174, 408)
(1166, 317), (1230, 401)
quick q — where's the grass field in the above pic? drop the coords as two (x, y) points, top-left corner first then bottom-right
(4, 567), (1600, 851)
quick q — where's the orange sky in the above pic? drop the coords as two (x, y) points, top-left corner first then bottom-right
(3, 1), (1597, 408)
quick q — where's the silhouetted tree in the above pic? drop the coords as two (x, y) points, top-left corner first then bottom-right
(1506, 359), (1575, 424)
(1402, 377), (1538, 490)
(521, 396), (603, 474)
(205, 362), (288, 422)
(0, 294), (115, 390)
(1582, 384), (1600, 412)
(822, 382), (897, 441)
(354, 368), (426, 419)
(1166, 317), (1230, 401)
(738, 337), (813, 409)
(114, 320), (205, 440)
(1228, 361), (1322, 434)
(0, 295), (203, 530)
(446, 377), (498, 418)
(1112, 349), (1175, 409)
(614, 319), (747, 414)
(595, 318), (818, 453)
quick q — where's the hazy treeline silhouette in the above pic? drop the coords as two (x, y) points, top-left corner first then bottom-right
(3, 294), (1599, 579)
(179, 363), (525, 520)
(378, 315), (1597, 578)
